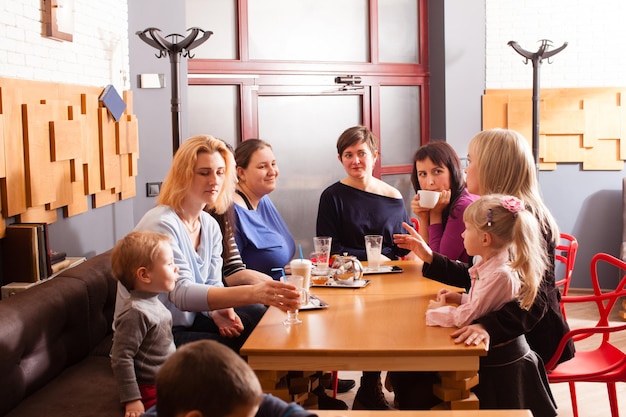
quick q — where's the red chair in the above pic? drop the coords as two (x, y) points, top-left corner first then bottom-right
(555, 233), (579, 319)
(544, 253), (626, 417)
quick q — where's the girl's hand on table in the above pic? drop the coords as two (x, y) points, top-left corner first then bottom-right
(450, 323), (490, 350)
(393, 222), (434, 263)
(438, 288), (462, 304)
(260, 280), (301, 311)
(212, 308), (244, 338)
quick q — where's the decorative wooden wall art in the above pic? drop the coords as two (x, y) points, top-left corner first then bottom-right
(483, 87), (626, 170)
(0, 77), (139, 238)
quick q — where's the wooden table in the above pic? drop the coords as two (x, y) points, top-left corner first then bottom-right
(241, 261), (487, 408)
(315, 411), (532, 417)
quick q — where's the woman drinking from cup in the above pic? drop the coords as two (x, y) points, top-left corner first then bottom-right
(411, 141), (478, 263)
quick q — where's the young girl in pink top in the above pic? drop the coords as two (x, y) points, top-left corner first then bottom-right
(425, 194), (557, 417)
(426, 194), (546, 328)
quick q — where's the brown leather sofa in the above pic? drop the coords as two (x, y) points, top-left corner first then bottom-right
(0, 251), (120, 417)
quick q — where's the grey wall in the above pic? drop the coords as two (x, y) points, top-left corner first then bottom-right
(441, 0), (485, 157)
(128, 0), (189, 226)
(47, 199), (134, 259)
(540, 166), (625, 288)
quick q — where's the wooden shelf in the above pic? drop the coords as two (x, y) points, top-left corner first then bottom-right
(1, 256), (86, 299)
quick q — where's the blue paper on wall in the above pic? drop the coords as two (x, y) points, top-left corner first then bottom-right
(99, 84), (126, 121)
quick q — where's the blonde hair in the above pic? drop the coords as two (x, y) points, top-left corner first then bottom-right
(464, 194), (549, 310)
(111, 230), (170, 291)
(468, 128), (559, 245)
(157, 135), (236, 215)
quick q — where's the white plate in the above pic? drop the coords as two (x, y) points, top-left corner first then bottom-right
(310, 279), (371, 288)
(299, 294), (329, 310)
(363, 265), (403, 275)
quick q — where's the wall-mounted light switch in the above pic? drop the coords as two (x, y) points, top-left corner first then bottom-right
(146, 182), (162, 197)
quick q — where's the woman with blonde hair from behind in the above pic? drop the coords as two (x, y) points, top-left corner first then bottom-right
(426, 194), (557, 416)
(390, 129), (573, 412)
(114, 135), (300, 353)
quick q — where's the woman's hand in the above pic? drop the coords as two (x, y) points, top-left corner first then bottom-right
(124, 400), (145, 417)
(431, 189), (451, 214)
(450, 323), (490, 350)
(259, 280), (301, 311)
(393, 222), (434, 263)
(212, 308), (244, 338)
(411, 194), (431, 217)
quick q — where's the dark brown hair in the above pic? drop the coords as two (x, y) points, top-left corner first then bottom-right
(156, 340), (263, 417)
(235, 138), (272, 172)
(411, 141), (466, 226)
(336, 125), (378, 157)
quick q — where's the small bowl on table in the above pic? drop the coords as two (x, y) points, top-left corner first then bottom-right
(311, 275), (330, 286)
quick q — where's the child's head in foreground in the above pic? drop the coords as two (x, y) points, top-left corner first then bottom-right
(111, 230), (178, 293)
(156, 339), (264, 417)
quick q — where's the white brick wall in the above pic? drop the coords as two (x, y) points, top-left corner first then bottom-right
(0, 0), (129, 91)
(486, 0), (626, 89)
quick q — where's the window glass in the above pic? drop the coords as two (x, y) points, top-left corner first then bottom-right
(248, 0), (369, 62)
(186, 0), (238, 59)
(379, 85), (421, 165)
(187, 85), (240, 147)
(378, 0), (419, 63)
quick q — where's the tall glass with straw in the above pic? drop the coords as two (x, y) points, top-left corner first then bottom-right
(290, 244), (312, 303)
(272, 266), (307, 325)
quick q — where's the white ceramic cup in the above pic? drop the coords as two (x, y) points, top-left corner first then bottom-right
(364, 235), (383, 270)
(418, 190), (441, 209)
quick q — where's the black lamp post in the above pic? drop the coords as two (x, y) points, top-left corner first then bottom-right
(136, 27), (213, 155)
(508, 39), (568, 170)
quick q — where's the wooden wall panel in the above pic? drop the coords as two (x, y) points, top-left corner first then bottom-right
(0, 78), (139, 237)
(0, 114), (5, 178)
(22, 104), (56, 206)
(483, 87), (626, 171)
(98, 108), (121, 192)
(1, 79), (28, 216)
(64, 181), (89, 217)
(18, 205), (57, 224)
